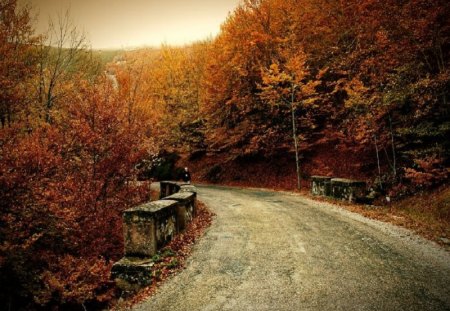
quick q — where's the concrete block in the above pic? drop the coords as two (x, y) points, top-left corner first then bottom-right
(163, 192), (196, 231)
(123, 200), (179, 257)
(111, 257), (154, 290)
(330, 178), (366, 202)
(311, 176), (332, 196)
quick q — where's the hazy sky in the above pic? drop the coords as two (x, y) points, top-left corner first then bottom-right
(21, 0), (241, 49)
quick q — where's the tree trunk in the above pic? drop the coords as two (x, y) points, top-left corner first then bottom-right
(291, 87), (301, 190)
(388, 114), (396, 178)
(374, 134), (383, 190)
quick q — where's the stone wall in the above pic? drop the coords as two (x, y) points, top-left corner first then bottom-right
(311, 176), (332, 196)
(159, 181), (181, 199)
(162, 192), (196, 232)
(111, 181), (197, 289)
(311, 176), (366, 203)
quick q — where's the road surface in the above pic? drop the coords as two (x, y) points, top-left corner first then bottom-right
(133, 185), (450, 311)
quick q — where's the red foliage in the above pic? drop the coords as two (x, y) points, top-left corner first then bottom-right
(0, 78), (155, 308)
(1, 0), (450, 308)
(195, 0), (450, 193)
(405, 156), (449, 188)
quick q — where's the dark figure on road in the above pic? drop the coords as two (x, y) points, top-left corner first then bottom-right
(182, 167), (191, 184)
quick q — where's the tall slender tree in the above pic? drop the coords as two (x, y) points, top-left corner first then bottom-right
(259, 52), (319, 189)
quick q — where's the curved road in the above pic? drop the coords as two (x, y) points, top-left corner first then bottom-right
(134, 185), (450, 311)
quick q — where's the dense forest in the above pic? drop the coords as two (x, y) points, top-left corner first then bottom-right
(0, 0), (449, 309)
(111, 0), (450, 194)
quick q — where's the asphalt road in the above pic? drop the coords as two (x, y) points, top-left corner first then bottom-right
(133, 185), (450, 311)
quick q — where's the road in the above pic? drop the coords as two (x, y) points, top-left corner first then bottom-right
(133, 185), (450, 311)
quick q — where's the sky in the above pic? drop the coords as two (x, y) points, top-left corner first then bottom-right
(20, 0), (241, 49)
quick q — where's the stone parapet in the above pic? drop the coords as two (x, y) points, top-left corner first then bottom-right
(330, 178), (366, 202)
(311, 176), (332, 196)
(112, 181), (198, 289)
(123, 200), (178, 257)
(162, 192), (196, 232)
(311, 176), (366, 203)
(111, 257), (154, 291)
(179, 184), (197, 195)
(159, 181), (181, 199)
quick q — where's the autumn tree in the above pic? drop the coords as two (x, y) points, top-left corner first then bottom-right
(323, 0), (450, 191)
(0, 0), (38, 127)
(201, 0), (289, 158)
(35, 9), (98, 123)
(197, 0), (449, 190)
(0, 4), (156, 308)
(114, 42), (210, 154)
(259, 51), (320, 189)
(0, 75), (155, 308)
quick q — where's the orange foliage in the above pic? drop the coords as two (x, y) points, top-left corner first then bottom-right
(0, 0), (38, 127)
(196, 0), (449, 192)
(1, 0), (450, 308)
(0, 77), (155, 308)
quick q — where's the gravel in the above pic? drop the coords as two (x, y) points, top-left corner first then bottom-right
(133, 185), (450, 311)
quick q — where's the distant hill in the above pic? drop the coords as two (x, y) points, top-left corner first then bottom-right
(92, 49), (125, 66)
